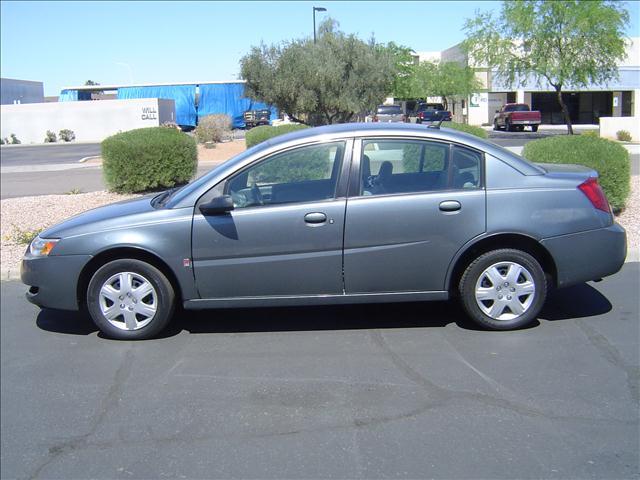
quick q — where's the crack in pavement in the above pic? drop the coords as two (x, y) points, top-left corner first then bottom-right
(28, 347), (135, 480)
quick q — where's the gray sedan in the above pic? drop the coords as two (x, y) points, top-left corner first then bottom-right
(22, 123), (626, 339)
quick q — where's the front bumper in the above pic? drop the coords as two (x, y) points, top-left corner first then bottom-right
(21, 254), (91, 310)
(541, 223), (627, 288)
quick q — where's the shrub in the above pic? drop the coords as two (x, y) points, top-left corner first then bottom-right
(245, 124), (310, 148)
(44, 130), (57, 143)
(195, 114), (232, 143)
(581, 130), (599, 138)
(59, 129), (75, 142)
(443, 122), (488, 139)
(616, 130), (632, 142)
(102, 127), (197, 193)
(10, 227), (43, 245)
(522, 135), (630, 212)
(9, 133), (21, 144)
(0, 138), (4, 145)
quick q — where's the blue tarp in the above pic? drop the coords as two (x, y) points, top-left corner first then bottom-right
(117, 85), (197, 126)
(59, 89), (92, 101)
(198, 83), (277, 128)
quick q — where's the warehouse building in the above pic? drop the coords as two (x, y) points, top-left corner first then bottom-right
(0, 77), (44, 105)
(58, 80), (277, 129)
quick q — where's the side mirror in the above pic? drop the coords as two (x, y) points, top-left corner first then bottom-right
(495, 110), (499, 113)
(199, 195), (234, 215)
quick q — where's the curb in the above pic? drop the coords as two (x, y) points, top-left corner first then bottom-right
(78, 155), (101, 163)
(3, 249), (637, 283)
(1, 267), (20, 281)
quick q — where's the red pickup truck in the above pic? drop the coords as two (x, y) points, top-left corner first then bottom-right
(493, 103), (541, 132)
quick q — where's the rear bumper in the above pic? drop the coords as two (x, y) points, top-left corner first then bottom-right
(21, 254), (91, 310)
(541, 223), (627, 288)
(510, 119), (541, 125)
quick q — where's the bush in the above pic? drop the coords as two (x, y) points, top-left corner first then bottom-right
(102, 127), (197, 193)
(522, 135), (630, 211)
(245, 124), (310, 148)
(581, 130), (599, 138)
(442, 122), (488, 139)
(44, 130), (57, 143)
(59, 129), (75, 142)
(0, 138), (4, 145)
(195, 114), (232, 143)
(616, 130), (632, 142)
(9, 133), (21, 144)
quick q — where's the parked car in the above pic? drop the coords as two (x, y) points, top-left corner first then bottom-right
(414, 103), (452, 123)
(22, 123), (626, 339)
(494, 103), (541, 132)
(371, 105), (407, 123)
(243, 109), (271, 129)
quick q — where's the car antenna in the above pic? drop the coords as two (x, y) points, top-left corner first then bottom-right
(427, 118), (446, 130)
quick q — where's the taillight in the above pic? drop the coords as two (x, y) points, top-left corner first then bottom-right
(578, 177), (610, 213)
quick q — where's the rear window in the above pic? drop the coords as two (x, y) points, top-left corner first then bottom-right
(377, 105), (403, 115)
(504, 104), (530, 112)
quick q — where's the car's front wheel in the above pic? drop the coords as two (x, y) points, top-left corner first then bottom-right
(86, 259), (175, 340)
(459, 249), (547, 330)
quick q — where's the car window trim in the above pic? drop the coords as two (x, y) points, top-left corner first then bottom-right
(348, 136), (485, 199)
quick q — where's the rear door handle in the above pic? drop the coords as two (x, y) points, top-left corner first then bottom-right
(439, 200), (461, 212)
(304, 212), (327, 224)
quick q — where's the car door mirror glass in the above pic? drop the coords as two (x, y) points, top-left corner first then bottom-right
(199, 195), (234, 215)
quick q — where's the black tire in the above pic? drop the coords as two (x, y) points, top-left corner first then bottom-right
(458, 249), (547, 330)
(86, 259), (175, 340)
(505, 119), (512, 132)
(493, 119), (500, 131)
(531, 125), (538, 132)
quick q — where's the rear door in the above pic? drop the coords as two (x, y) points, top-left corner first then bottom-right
(343, 138), (486, 293)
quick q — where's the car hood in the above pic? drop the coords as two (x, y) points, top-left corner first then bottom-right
(40, 194), (158, 239)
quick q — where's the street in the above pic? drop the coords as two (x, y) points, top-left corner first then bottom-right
(1, 263), (638, 479)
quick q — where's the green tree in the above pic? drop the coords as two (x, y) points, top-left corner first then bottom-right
(463, 0), (629, 134)
(240, 19), (396, 126)
(380, 42), (417, 99)
(410, 61), (481, 112)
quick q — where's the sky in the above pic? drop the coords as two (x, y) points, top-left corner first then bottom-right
(1, 0), (639, 96)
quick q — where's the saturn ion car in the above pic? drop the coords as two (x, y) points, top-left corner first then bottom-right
(22, 123), (626, 339)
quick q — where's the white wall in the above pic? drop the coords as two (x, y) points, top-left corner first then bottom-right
(0, 98), (175, 144)
(599, 116), (640, 141)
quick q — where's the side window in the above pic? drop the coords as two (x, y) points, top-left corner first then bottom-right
(360, 139), (450, 196)
(451, 145), (482, 189)
(227, 141), (344, 208)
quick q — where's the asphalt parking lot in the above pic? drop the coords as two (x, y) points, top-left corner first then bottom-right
(1, 262), (638, 479)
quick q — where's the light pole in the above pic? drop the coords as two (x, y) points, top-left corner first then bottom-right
(313, 6), (327, 44)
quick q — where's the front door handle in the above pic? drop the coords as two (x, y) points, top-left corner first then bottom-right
(304, 212), (327, 224)
(439, 200), (461, 212)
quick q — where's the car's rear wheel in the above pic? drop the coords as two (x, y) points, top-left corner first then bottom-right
(86, 259), (175, 340)
(531, 125), (539, 132)
(505, 119), (513, 132)
(459, 249), (547, 330)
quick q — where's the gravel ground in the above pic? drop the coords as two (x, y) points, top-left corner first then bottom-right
(1, 175), (638, 275)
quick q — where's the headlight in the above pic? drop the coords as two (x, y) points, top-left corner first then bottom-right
(29, 236), (59, 257)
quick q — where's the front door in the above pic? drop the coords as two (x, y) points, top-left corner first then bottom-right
(192, 140), (349, 299)
(344, 138), (486, 293)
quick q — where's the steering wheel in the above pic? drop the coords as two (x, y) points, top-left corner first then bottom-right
(250, 183), (264, 206)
